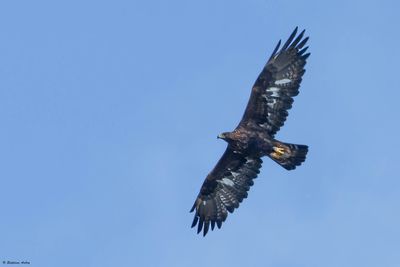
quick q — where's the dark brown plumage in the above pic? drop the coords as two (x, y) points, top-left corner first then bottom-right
(191, 27), (310, 236)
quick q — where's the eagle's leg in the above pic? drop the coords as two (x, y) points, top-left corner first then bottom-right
(270, 146), (286, 159)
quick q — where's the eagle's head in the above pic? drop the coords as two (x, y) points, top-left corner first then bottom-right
(217, 132), (233, 142)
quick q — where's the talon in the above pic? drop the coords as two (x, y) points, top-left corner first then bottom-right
(273, 146), (285, 155)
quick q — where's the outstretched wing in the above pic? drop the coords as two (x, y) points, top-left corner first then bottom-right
(190, 147), (262, 236)
(238, 27), (310, 137)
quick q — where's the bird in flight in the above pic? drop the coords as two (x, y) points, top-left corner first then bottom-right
(190, 27), (310, 236)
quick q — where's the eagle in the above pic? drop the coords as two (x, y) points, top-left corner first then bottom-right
(190, 27), (310, 236)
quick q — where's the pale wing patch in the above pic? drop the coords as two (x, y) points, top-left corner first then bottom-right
(275, 78), (292, 85)
(220, 177), (235, 187)
(268, 87), (280, 97)
(245, 157), (254, 163)
(231, 171), (239, 178)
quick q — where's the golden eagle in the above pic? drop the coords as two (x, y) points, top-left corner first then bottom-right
(190, 27), (310, 236)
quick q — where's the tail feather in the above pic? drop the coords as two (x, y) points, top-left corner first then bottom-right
(269, 141), (308, 170)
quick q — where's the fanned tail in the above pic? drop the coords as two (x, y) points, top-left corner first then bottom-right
(269, 140), (308, 170)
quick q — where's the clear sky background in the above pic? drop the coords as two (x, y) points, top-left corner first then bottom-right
(1, 1), (399, 266)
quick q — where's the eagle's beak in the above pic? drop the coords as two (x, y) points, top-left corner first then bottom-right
(217, 133), (225, 139)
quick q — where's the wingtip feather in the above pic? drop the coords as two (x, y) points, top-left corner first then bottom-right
(297, 36), (309, 49)
(299, 46), (309, 55)
(203, 220), (210, 236)
(281, 27), (298, 51)
(269, 39), (281, 60)
(190, 203), (196, 213)
(191, 215), (199, 228)
(197, 217), (204, 234)
(302, 53), (311, 60)
(290, 29), (305, 49)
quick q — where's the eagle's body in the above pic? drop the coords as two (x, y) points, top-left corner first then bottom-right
(191, 28), (310, 236)
(219, 127), (274, 157)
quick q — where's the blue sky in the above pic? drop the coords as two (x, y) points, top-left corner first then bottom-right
(1, 0), (399, 266)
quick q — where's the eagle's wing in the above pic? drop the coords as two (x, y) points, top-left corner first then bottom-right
(190, 147), (262, 236)
(238, 27), (310, 137)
